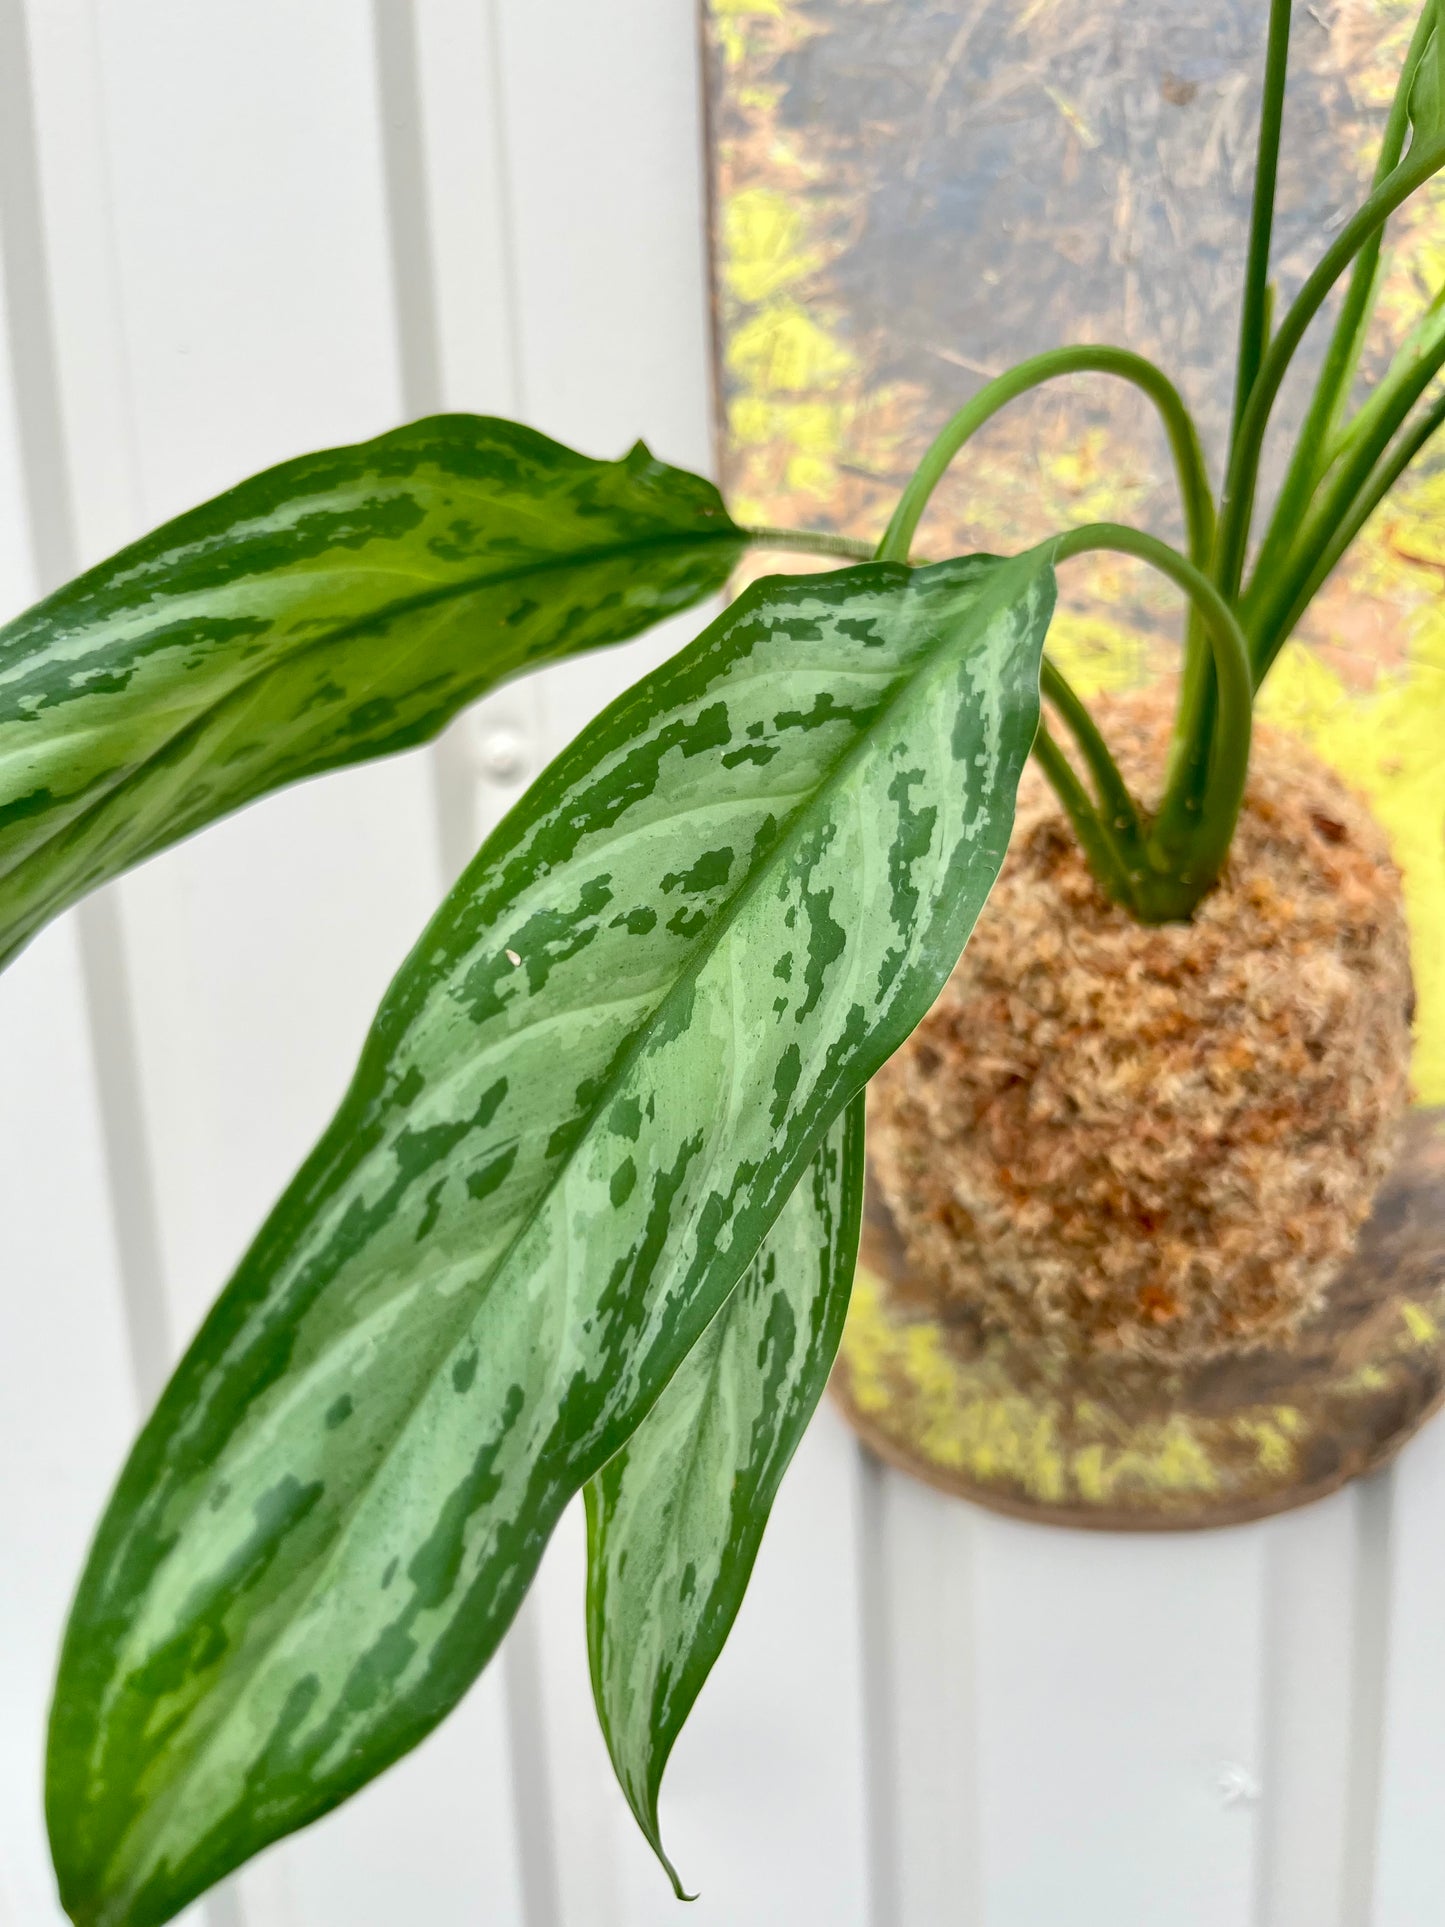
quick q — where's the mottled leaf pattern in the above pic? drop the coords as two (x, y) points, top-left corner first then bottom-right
(48, 553), (1051, 1927)
(585, 1094), (864, 1898)
(0, 414), (743, 967)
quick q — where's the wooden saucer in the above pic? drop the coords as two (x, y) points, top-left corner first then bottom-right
(831, 1109), (1445, 1529)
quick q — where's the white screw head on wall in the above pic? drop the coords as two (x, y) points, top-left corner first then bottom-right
(1216, 1762), (1261, 1808)
(474, 724), (529, 787)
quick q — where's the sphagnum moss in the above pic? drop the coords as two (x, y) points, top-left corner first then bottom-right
(869, 690), (1415, 1365)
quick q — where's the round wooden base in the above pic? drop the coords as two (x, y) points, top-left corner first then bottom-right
(831, 1108), (1445, 1530)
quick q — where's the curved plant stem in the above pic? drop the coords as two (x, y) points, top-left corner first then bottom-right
(1261, 385), (1445, 672)
(1245, 307), (1445, 658)
(875, 346), (1215, 569)
(1039, 656), (1145, 852)
(1215, 126), (1445, 604)
(746, 526), (879, 561)
(1230, 0), (1294, 452)
(1324, 280), (1445, 476)
(1048, 523), (1254, 918)
(1249, 0), (1435, 603)
(1030, 711), (1141, 910)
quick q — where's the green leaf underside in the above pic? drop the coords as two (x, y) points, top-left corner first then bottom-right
(0, 414), (744, 968)
(48, 554), (1050, 1927)
(585, 1094), (864, 1900)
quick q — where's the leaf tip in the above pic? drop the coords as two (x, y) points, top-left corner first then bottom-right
(634, 1796), (695, 1903)
(659, 1845), (698, 1904)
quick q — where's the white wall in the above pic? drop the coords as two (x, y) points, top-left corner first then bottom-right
(1, 5), (1442, 1924)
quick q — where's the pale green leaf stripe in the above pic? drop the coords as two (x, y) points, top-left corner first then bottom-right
(585, 1093), (864, 1899)
(0, 413), (744, 968)
(48, 553), (1051, 1927)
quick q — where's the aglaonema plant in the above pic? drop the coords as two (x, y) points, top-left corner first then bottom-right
(5, 2), (1443, 1918)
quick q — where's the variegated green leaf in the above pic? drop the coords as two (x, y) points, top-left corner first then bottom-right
(585, 1094), (864, 1899)
(48, 552), (1052, 1927)
(0, 414), (744, 968)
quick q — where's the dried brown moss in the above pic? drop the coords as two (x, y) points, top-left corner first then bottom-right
(868, 691), (1415, 1365)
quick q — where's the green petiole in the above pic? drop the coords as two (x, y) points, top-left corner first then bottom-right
(1261, 384), (1445, 670)
(874, 344), (1215, 570)
(1229, 0), (1294, 455)
(747, 526), (879, 561)
(1245, 301), (1445, 662)
(1048, 523), (1254, 921)
(1215, 126), (1445, 602)
(1248, 0), (1437, 599)
(1039, 656), (1145, 856)
(1029, 711), (1143, 912)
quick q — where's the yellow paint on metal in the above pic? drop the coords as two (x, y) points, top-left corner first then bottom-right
(722, 188), (823, 305)
(1231, 1415), (1300, 1477)
(711, 0), (791, 69)
(1402, 1300), (1439, 1345)
(839, 1269), (1318, 1509)
(716, 173), (861, 520)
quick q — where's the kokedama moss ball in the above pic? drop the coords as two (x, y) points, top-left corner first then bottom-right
(868, 690), (1416, 1365)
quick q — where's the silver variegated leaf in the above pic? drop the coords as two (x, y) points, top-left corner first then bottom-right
(48, 552), (1052, 1927)
(0, 414), (743, 968)
(585, 1094), (864, 1898)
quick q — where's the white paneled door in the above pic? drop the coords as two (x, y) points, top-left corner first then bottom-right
(1, 5), (1440, 1925)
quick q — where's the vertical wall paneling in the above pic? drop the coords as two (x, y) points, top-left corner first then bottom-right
(529, 1506), (629, 1927)
(0, 8), (207, 1911)
(868, 1469), (983, 1927)
(11, 0), (177, 1417)
(856, 1452), (902, 1927)
(491, 0), (725, 734)
(15, 0), (140, 567)
(1255, 1490), (1360, 1927)
(1373, 1429), (1445, 1921)
(492, 0), (716, 465)
(406, 0), (521, 421)
(0, 152), (136, 1927)
(401, 0), (547, 893)
(972, 1516), (1267, 1927)
(0, 0), (75, 586)
(0, 915), (144, 1927)
(1342, 1473), (1394, 1927)
(18, 2), (527, 1920)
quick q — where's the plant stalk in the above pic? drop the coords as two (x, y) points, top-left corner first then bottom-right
(1047, 523), (1254, 920)
(1040, 656), (1145, 854)
(1215, 126), (1445, 604)
(747, 526), (879, 561)
(1229, 0), (1294, 453)
(1263, 384), (1445, 663)
(1245, 0), (1437, 614)
(875, 346), (1215, 568)
(1245, 304), (1445, 661)
(1030, 711), (1143, 911)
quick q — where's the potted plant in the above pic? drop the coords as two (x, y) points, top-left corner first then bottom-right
(1, 0), (1440, 1919)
